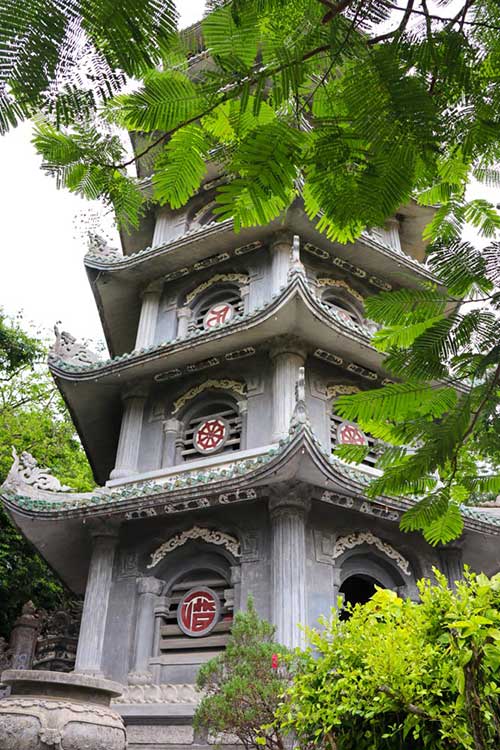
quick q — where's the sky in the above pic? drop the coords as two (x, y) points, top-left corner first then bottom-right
(0, 0), (498, 350)
(0, 1), (206, 347)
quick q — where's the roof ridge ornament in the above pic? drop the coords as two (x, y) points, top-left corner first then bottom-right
(288, 234), (306, 279)
(48, 324), (101, 368)
(3, 447), (72, 493)
(290, 366), (308, 430)
(85, 233), (121, 261)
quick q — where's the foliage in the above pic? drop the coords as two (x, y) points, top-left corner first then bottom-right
(334, 240), (500, 545)
(194, 598), (291, 750)
(0, 311), (93, 638)
(281, 571), (500, 750)
(7, 0), (500, 243)
(0, 0), (177, 132)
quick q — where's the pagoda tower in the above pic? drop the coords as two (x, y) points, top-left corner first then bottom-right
(3, 140), (500, 747)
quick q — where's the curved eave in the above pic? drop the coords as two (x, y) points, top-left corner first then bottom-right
(52, 274), (381, 382)
(3, 422), (500, 592)
(51, 275), (383, 483)
(85, 203), (439, 357)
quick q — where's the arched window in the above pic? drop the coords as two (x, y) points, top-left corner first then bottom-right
(159, 567), (233, 656)
(339, 574), (380, 619)
(189, 284), (244, 333)
(330, 412), (381, 468)
(322, 289), (363, 325)
(181, 394), (243, 460)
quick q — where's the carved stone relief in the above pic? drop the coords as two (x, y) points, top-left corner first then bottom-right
(172, 379), (246, 414)
(48, 324), (100, 367)
(333, 532), (411, 576)
(147, 526), (241, 569)
(4, 448), (71, 492)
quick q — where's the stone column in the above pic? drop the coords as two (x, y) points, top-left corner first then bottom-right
(162, 418), (181, 467)
(240, 284), (250, 314)
(269, 485), (311, 648)
(75, 527), (119, 675)
(9, 602), (41, 670)
(270, 338), (306, 442)
(110, 389), (147, 480)
(270, 232), (293, 295)
(385, 217), (401, 252)
(135, 287), (161, 350)
(238, 401), (248, 450)
(177, 306), (192, 338)
(128, 577), (164, 684)
(439, 546), (463, 590)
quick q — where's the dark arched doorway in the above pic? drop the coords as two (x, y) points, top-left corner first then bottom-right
(339, 574), (381, 620)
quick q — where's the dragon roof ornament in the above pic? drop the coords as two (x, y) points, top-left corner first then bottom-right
(48, 324), (100, 368)
(85, 233), (121, 261)
(4, 448), (72, 493)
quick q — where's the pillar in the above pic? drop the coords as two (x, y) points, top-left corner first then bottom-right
(135, 287), (161, 349)
(385, 217), (401, 252)
(110, 389), (147, 480)
(75, 526), (119, 675)
(270, 232), (293, 294)
(270, 338), (306, 442)
(439, 546), (463, 590)
(128, 577), (164, 684)
(269, 486), (311, 649)
(162, 418), (182, 467)
(177, 306), (192, 338)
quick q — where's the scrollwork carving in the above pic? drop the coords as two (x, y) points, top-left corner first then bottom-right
(333, 531), (411, 576)
(48, 324), (100, 367)
(147, 526), (240, 569)
(4, 447), (71, 492)
(185, 273), (249, 304)
(172, 379), (246, 414)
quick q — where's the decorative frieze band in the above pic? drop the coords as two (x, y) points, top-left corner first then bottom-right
(172, 379), (246, 414)
(303, 242), (392, 291)
(113, 683), (200, 705)
(314, 349), (379, 381)
(147, 526), (241, 569)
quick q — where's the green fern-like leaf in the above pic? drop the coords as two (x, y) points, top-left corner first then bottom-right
(153, 124), (210, 208)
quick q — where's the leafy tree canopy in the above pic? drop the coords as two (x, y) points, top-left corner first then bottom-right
(334, 237), (500, 545)
(281, 570), (500, 750)
(1, 0), (500, 543)
(0, 311), (93, 637)
(0, 0), (498, 242)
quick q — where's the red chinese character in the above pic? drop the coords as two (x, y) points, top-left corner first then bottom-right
(194, 418), (228, 453)
(338, 422), (367, 446)
(178, 588), (220, 636)
(203, 303), (234, 329)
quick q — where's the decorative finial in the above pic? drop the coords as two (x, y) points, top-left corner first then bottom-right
(86, 232), (120, 260)
(3, 447), (72, 492)
(288, 234), (306, 278)
(48, 324), (100, 367)
(290, 366), (308, 428)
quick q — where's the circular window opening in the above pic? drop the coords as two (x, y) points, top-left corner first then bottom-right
(339, 574), (381, 620)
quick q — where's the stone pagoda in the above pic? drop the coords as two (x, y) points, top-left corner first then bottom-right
(3, 139), (500, 748)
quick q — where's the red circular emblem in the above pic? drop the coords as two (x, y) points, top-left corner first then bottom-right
(177, 587), (220, 637)
(203, 302), (234, 329)
(194, 418), (228, 454)
(337, 421), (368, 446)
